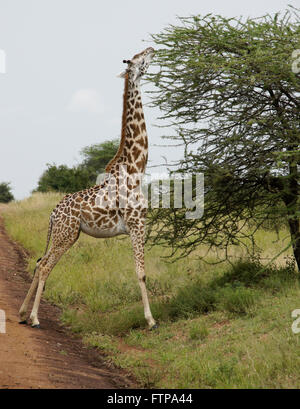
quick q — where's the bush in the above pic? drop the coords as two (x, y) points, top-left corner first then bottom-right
(35, 164), (91, 193)
(217, 285), (257, 315)
(35, 140), (119, 193)
(0, 182), (14, 203)
(158, 258), (298, 322)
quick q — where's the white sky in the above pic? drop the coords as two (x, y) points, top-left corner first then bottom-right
(0, 0), (297, 199)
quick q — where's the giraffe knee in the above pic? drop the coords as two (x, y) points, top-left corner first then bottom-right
(140, 275), (146, 283)
(37, 263), (50, 282)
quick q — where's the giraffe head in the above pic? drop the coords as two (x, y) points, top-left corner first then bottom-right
(118, 47), (155, 83)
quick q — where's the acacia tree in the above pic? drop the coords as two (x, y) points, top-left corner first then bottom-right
(147, 8), (300, 268)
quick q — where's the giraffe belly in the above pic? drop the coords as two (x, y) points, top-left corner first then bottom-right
(80, 218), (129, 238)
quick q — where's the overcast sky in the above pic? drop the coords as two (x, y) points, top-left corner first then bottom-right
(0, 0), (297, 199)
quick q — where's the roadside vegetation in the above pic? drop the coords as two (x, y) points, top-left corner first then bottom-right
(3, 193), (300, 388)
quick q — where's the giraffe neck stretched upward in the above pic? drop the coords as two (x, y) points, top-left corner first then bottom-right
(105, 73), (148, 176)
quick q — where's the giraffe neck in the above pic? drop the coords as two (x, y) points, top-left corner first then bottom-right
(105, 73), (148, 176)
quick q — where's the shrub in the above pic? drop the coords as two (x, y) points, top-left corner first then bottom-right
(0, 182), (14, 203)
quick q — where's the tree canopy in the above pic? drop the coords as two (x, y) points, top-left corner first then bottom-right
(147, 8), (300, 268)
(0, 182), (14, 203)
(35, 164), (91, 193)
(80, 139), (120, 185)
(35, 139), (119, 193)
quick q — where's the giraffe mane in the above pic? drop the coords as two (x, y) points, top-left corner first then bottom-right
(105, 73), (129, 174)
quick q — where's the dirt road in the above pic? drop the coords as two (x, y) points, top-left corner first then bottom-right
(0, 215), (134, 389)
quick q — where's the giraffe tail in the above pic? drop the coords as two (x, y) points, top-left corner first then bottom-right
(43, 213), (54, 256)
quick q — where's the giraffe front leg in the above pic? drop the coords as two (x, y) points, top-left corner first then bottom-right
(129, 225), (157, 329)
(28, 225), (81, 328)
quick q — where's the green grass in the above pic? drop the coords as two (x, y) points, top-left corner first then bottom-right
(2, 192), (300, 388)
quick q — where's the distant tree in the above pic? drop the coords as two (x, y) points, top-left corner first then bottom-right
(80, 139), (119, 184)
(35, 139), (119, 193)
(147, 8), (300, 268)
(35, 164), (91, 193)
(0, 182), (14, 203)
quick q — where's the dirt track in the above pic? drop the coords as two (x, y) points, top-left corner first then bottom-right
(0, 215), (135, 389)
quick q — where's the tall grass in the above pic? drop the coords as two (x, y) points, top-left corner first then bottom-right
(2, 192), (300, 388)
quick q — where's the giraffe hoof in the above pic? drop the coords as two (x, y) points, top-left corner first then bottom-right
(150, 323), (159, 331)
(19, 320), (28, 325)
(31, 324), (41, 329)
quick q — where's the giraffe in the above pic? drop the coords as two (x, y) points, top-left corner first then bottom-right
(19, 47), (157, 330)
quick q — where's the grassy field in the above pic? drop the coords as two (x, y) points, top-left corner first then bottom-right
(2, 192), (300, 388)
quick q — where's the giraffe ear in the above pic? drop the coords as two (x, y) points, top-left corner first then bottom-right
(117, 70), (127, 78)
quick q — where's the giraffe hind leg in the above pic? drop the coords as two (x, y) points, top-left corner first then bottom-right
(29, 226), (81, 328)
(19, 258), (42, 323)
(29, 246), (70, 328)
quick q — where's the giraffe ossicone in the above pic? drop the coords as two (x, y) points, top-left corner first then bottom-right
(19, 47), (157, 330)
